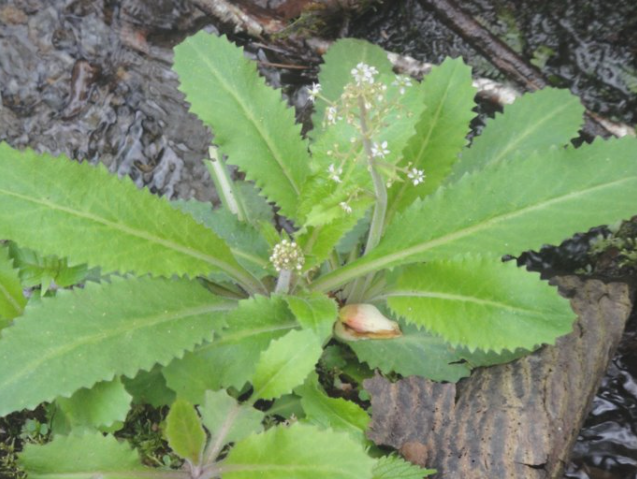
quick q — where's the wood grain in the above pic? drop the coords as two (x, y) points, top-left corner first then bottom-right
(365, 277), (633, 478)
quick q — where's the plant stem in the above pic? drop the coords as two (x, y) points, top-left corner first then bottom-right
(348, 97), (387, 303)
(202, 403), (242, 466)
(206, 146), (248, 222)
(274, 269), (292, 294)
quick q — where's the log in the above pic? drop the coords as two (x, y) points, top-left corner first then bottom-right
(365, 276), (633, 478)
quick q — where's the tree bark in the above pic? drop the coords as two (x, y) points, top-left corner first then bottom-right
(365, 277), (633, 478)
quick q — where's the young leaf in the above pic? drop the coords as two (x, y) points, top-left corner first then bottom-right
(312, 39), (394, 137)
(165, 398), (206, 465)
(348, 322), (473, 382)
(222, 423), (375, 479)
(19, 433), (149, 478)
(163, 351), (223, 405)
(0, 144), (261, 292)
(0, 277), (232, 416)
(295, 372), (370, 445)
(122, 366), (176, 407)
(172, 200), (270, 278)
(164, 294), (299, 393)
(199, 390), (264, 455)
(297, 208), (370, 271)
(54, 378), (132, 433)
(284, 293), (338, 343)
(449, 87), (585, 180)
(174, 32), (309, 221)
(0, 244), (26, 324)
(252, 329), (323, 401)
(373, 455), (436, 478)
(311, 136), (637, 292)
(386, 57), (477, 223)
(383, 257), (573, 352)
(7, 242), (89, 290)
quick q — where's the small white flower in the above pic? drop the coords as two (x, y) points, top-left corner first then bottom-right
(326, 106), (341, 125)
(371, 141), (390, 159)
(307, 83), (321, 102)
(407, 167), (426, 186)
(328, 163), (343, 183)
(392, 75), (413, 95)
(351, 62), (379, 86)
(339, 201), (352, 214)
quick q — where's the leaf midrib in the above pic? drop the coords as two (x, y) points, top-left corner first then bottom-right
(0, 281), (23, 317)
(383, 290), (542, 315)
(0, 301), (232, 393)
(479, 97), (577, 166)
(0, 187), (239, 277)
(190, 40), (301, 197)
(387, 65), (453, 223)
(311, 176), (634, 292)
(205, 321), (299, 349)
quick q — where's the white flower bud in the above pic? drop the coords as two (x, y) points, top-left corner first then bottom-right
(270, 240), (305, 273)
(334, 304), (402, 341)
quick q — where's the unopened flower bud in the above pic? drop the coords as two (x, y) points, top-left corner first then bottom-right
(334, 304), (402, 341)
(270, 240), (305, 272)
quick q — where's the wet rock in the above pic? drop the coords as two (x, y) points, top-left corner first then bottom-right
(0, 0), (215, 201)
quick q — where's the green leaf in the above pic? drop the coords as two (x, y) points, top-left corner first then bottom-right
(0, 144), (260, 292)
(449, 87), (585, 180)
(297, 206), (370, 271)
(311, 137), (637, 292)
(348, 316), (529, 382)
(252, 329), (323, 401)
(312, 39), (393, 137)
(373, 455), (436, 478)
(199, 390), (263, 450)
(348, 322), (473, 382)
(268, 394), (305, 420)
(222, 423), (375, 479)
(162, 351), (222, 405)
(171, 200), (270, 278)
(284, 293), (337, 343)
(174, 32), (309, 221)
(295, 372), (369, 444)
(0, 244), (26, 324)
(164, 294), (298, 393)
(386, 57), (477, 223)
(19, 433), (149, 478)
(7, 242), (90, 291)
(122, 366), (176, 407)
(383, 257), (573, 351)
(165, 398), (206, 464)
(54, 378), (132, 433)
(0, 277), (231, 416)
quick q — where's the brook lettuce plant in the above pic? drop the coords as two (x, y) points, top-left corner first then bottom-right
(0, 33), (636, 477)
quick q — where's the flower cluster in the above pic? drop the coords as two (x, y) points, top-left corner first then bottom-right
(270, 240), (305, 272)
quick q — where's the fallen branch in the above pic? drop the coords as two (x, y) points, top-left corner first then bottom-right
(188, 0), (635, 138)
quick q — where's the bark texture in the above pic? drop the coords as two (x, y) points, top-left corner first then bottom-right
(365, 276), (633, 479)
